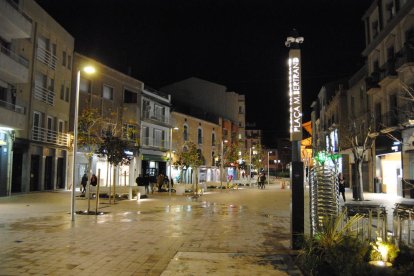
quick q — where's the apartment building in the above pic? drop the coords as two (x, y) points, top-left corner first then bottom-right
(140, 86), (171, 179)
(345, 66), (372, 192)
(362, 0), (414, 196)
(171, 110), (222, 183)
(0, 0), (74, 196)
(238, 94), (246, 150)
(71, 53), (143, 188)
(310, 80), (351, 185)
(160, 77), (246, 151)
(245, 129), (262, 150)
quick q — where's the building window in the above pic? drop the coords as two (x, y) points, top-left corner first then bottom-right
(124, 89), (137, 103)
(62, 51), (66, 66)
(102, 85), (113, 100)
(183, 125), (188, 141)
(143, 99), (151, 118)
(154, 104), (165, 121)
(80, 78), (91, 93)
(154, 129), (163, 148)
(58, 120), (64, 134)
(123, 124), (137, 140)
(60, 84), (64, 100)
(212, 132), (215, 146)
(143, 126), (149, 145)
(65, 87), (70, 102)
(198, 128), (203, 144)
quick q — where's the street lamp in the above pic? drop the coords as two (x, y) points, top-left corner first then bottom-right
(220, 139), (228, 189)
(267, 151), (272, 186)
(71, 65), (95, 221)
(249, 146), (255, 188)
(169, 126), (179, 197)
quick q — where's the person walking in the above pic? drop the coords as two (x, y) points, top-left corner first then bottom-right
(259, 173), (266, 189)
(157, 173), (165, 192)
(338, 173), (346, 202)
(143, 174), (150, 194)
(81, 173), (88, 194)
(90, 174), (98, 186)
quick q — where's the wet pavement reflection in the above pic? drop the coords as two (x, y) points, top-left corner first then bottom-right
(0, 186), (301, 275)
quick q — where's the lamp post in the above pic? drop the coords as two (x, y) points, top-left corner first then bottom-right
(267, 151), (272, 186)
(249, 146), (255, 188)
(71, 66), (95, 221)
(220, 140), (227, 189)
(169, 126), (179, 197)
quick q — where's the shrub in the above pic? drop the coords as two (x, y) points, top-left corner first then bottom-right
(296, 211), (372, 275)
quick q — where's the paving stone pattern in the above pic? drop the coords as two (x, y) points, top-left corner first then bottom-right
(0, 186), (301, 275)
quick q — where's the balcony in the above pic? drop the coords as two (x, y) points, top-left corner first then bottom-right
(0, 99), (25, 129)
(0, 98), (25, 114)
(378, 59), (397, 85)
(365, 71), (381, 94)
(141, 136), (168, 151)
(375, 104), (414, 133)
(0, 44), (29, 83)
(33, 84), (55, 105)
(375, 111), (399, 133)
(32, 126), (70, 147)
(395, 44), (414, 70)
(36, 46), (57, 70)
(142, 111), (170, 125)
(0, 0), (32, 41)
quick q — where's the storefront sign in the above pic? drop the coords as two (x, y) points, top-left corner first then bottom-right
(288, 49), (302, 141)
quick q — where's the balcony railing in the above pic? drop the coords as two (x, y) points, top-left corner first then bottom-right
(365, 71), (381, 91)
(379, 59), (397, 81)
(142, 111), (170, 124)
(141, 136), (168, 150)
(395, 44), (414, 69)
(0, 44), (29, 67)
(36, 46), (57, 70)
(0, 99), (25, 114)
(34, 84), (54, 105)
(376, 103), (414, 131)
(32, 126), (69, 147)
(0, 0), (32, 39)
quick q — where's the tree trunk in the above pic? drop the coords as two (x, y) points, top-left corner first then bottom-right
(195, 168), (198, 196)
(87, 156), (92, 213)
(355, 158), (365, 201)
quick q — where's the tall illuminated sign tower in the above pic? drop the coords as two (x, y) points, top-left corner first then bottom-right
(285, 29), (304, 249)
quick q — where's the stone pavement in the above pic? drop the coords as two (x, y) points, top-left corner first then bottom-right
(0, 185), (302, 276)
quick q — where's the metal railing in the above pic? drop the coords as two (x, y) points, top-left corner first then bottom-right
(395, 44), (414, 69)
(0, 44), (29, 67)
(3, 0), (32, 23)
(36, 46), (57, 70)
(141, 136), (168, 150)
(0, 99), (25, 114)
(142, 111), (170, 124)
(32, 126), (69, 147)
(33, 84), (54, 105)
(379, 59), (397, 81)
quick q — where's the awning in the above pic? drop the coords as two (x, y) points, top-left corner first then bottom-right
(141, 154), (168, 162)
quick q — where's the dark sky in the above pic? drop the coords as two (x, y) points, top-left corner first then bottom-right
(36, 0), (372, 146)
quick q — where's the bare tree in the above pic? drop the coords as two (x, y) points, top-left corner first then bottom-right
(342, 116), (375, 201)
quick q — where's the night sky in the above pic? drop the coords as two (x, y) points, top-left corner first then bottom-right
(36, 0), (372, 146)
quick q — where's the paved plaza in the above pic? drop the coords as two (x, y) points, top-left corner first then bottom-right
(1, 184), (412, 276)
(0, 185), (301, 276)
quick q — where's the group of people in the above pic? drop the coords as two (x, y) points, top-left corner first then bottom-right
(80, 173), (98, 194)
(135, 173), (173, 194)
